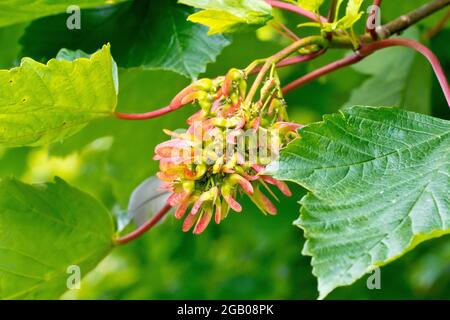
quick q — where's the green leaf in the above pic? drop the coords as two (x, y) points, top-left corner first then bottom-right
(0, 0), (129, 27)
(0, 44), (118, 148)
(344, 29), (432, 114)
(20, 0), (230, 79)
(268, 106), (450, 299)
(339, 0), (364, 29)
(0, 178), (115, 299)
(299, 0), (364, 32)
(179, 0), (272, 34)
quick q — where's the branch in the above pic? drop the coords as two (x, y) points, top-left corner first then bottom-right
(283, 38), (450, 106)
(114, 203), (172, 245)
(363, 0), (450, 41)
(271, 20), (300, 41)
(116, 105), (179, 120)
(282, 53), (364, 94)
(116, 0), (450, 120)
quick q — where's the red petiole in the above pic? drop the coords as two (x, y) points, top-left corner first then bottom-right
(283, 38), (450, 107)
(114, 203), (172, 245)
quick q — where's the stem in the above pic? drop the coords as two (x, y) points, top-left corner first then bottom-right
(115, 105), (180, 120)
(265, 0), (327, 23)
(250, 50), (325, 75)
(273, 20), (300, 41)
(114, 203), (172, 245)
(282, 53), (364, 94)
(283, 38), (450, 107)
(366, 0), (382, 40)
(245, 36), (327, 104)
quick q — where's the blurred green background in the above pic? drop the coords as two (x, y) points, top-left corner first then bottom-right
(0, 1), (449, 300)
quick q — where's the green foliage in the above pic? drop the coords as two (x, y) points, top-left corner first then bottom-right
(21, 0), (230, 79)
(269, 106), (450, 298)
(0, 178), (115, 299)
(0, 0), (129, 27)
(179, 0), (273, 34)
(0, 45), (117, 147)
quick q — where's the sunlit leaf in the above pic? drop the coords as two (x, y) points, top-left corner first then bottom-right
(0, 45), (118, 148)
(179, 0), (273, 34)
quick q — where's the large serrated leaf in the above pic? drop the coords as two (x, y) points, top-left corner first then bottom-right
(20, 0), (230, 80)
(0, 178), (115, 299)
(268, 106), (450, 299)
(0, 0), (129, 27)
(179, 0), (272, 34)
(0, 44), (118, 148)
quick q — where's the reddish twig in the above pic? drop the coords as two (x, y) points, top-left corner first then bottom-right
(115, 83), (198, 120)
(265, 0), (327, 23)
(282, 53), (364, 94)
(270, 21), (298, 42)
(115, 105), (182, 120)
(273, 20), (300, 41)
(366, 0), (382, 40)
(283, 38), (450, 107)
(114, 203), (172, 245)
(250, 50), (325, 75)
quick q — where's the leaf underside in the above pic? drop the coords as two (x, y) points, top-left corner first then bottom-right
(269, 106), (450, 299)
